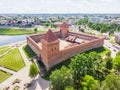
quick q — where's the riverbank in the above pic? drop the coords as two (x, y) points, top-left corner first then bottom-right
(0, 28), (34, 35)
(0, 25), (60, 36)
(0, 35), (27, 46)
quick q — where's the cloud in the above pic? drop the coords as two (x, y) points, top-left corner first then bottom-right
(101, 0), (113, 2)
(0, 0), (119, 13)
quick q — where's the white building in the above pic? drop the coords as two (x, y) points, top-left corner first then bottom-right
(102, 32), (109, 39)
(115, 32), (120, 44)
(112, 18), (120, 24)
(89, 17), (101, 23)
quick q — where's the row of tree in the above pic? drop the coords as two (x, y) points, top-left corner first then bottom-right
(76, 18), (120, 33)
(50, 51), (120, 90)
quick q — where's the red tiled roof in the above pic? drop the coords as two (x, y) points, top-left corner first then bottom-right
(66, 36), (76, 42)
(43, 29), (58, 43)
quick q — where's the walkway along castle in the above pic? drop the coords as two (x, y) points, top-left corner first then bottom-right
(27, 22), (104, 70)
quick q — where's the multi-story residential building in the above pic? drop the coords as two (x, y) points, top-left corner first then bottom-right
(115, 32), (120, 44)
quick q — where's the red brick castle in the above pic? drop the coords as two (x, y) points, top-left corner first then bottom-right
(27, 22), (104, 70)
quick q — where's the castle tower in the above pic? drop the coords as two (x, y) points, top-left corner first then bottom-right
(60, 22), (69, 38)
(41, 29), (59, 70)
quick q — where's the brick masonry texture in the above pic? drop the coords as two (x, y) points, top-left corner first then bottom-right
(27, 22), (104, 70)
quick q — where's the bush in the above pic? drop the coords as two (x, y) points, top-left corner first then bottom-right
(106, 50), (111, 57)
(116, 51), (120, 56)
(12, 79), (21, 85)
(13, 86), (20, 90)
(112, 56), (120, 71)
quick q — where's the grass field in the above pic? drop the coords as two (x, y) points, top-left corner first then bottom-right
(0, 48), (25, 71)
(85, 46), (110, 56)
(0, 28), (34, 35)
(22, 45), (36, 59)
(0, 28), (47, 35)
(0, 46), (10, 55)
(0, 70), (11, 83)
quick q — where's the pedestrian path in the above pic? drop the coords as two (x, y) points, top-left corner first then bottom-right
(0, 43), (31, 89)
(0, 47), (14, 58)
(0, 42), (50, 90)
(0, 66), (16, 75)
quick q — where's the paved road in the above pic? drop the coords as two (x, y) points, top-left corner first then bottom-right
(104, 40), (120, 58)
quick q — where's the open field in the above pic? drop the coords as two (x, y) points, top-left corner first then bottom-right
(0, 46), (10, 55)
(0, 28), (46, 35)
(22, 45), (36, 59)
(0, 48), (25, 71)
(0, 28), (34, 35)
(0, 70), (11, 83)
(85, 46), (110, 56)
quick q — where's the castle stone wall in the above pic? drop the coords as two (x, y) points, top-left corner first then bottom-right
(46, 37), (104, 70)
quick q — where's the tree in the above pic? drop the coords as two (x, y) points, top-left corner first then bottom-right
(81, 75), (99, 90)
(81, 29), (84, 32)
(69, 54), (88, 89)
(106, 50), (111, 57)
(50, 66), (73, 90)
(52, 24), (57, 28)
(116, 51), (120, 56)
(69, 52), (103, 89)
(101, 73), (120, 90)
(34, 27), (38, 34)
(29, 63), (39, 79)
(43, 21), (50, 27)
(65, 86), (75, 90)
(95, 25), (101, 31)
(109, 29), (114, 35)
(76, 18), (88, 25)
(112, 56), (120, 71)
(104, 56), (113, 70)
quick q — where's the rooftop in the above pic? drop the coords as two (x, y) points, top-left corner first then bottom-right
(42, 29), (58, 43)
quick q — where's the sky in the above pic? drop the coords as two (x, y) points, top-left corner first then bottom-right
(0, 0), (120, 14)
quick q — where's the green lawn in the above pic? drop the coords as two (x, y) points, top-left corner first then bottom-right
(0, 28), (47, 35)
(0, 48), (25, 71)
(85, 46), (110, 56)
(0, 70), (11, 83)
(22, 45), (36, 59)
(0, 46), (10, 55)
(0, 28), (34, 35)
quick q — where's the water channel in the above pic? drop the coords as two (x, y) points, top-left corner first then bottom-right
(0, 35), (26, 46)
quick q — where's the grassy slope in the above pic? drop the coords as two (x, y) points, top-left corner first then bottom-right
(22, 45), (36, 59)
(0, 46), (10, 55)
(0, 28), (34, 35)
(0, 28), (46, 35)
(85, 46), (110, 56)
(0, 70), (11, 83)
(0, 48), (25, 71)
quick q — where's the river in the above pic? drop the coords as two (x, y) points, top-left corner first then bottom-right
(0, 35), (26, 46)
